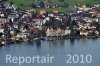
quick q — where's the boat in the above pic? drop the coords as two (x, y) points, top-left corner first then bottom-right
(33, 38), (40, 41)
(44, 37), (55, 41)
(0, 40), (6, 46)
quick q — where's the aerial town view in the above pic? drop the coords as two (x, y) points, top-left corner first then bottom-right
(0, 0), (100, 66)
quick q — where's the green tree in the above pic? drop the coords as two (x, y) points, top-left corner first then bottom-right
(59, 0), (64, 2)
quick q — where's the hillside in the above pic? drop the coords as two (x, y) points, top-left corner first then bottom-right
(6, 0), (100, 12)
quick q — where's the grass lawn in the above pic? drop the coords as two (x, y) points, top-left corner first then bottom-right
(34, 8), (73, 13)
(7, 0), (100, 12)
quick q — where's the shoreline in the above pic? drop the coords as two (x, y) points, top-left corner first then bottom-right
(0, 36), (99, 46)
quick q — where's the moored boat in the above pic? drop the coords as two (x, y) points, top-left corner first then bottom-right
(44, 37), (55, 41)
(0, 40), (6, 46)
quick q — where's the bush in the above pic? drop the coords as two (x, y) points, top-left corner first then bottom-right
(32, 3), (36, 8)
(39, 1), (44, 8)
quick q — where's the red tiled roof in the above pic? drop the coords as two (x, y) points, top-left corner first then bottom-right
(32, 18), (43, 22)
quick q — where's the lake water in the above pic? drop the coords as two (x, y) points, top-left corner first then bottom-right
(0, 38), (100, 66)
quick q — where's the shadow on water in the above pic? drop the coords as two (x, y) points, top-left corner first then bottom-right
(34, 40), (41, 48)
(90, 37), (98, 41)
(69, 37), (98, 46)
(48, 39), (65, 48)
(70, 38), (75, 46)
(0, 40), (42, 50)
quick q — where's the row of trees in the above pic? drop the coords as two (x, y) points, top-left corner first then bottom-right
(32, 0), (69, 8)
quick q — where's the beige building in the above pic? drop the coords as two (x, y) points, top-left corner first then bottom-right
(0, 18), (9, 28)
(46, 28), (66, 37)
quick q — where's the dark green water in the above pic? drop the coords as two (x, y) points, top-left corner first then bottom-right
(0, 38), (100, 66)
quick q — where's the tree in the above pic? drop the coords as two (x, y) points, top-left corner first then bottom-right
(39, 1), (44, 8)
(32, 3), (36, 8)
(10, 1), (13, 5)
(20, 4), (24, 7)
(59, 0), (64, 2)
(70, 28), (76, 37)
(0, 0), (7, 2)
(63, 2), (69, 8)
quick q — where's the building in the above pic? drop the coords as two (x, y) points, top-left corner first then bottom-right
(0, 18), (9, 27)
